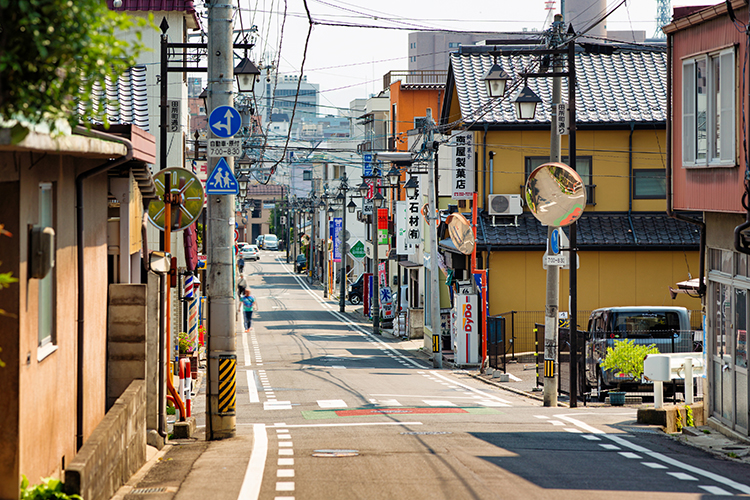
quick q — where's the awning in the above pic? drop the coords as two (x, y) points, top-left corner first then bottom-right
(669, 277), (704, 299)
(398, 260), (422, 268)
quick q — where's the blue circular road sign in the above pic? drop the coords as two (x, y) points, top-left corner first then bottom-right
(208, 105), (241, 138)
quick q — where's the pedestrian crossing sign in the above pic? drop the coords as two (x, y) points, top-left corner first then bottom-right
(205, 158), (239, 195)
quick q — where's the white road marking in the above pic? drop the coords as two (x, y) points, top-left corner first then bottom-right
(276, 482), (294, 491)
(264, 401), (293, 410)
(549, 420), (566, 426)
(318, 399), (347, 408)
(477, 400), (511, 407)
(667, 472), (698, 481)
(237, 424), (267, 500)
(241, 329), (252, 367)
(259, 421), (424, 429)
(278, 441), (293, 448)
(606, 434), (750, 495)
(698, 485), (733, 495)
(641, 462), (668, 469)
(278, 449), (294, 455)
(599, 443), (620, 450)
(554, 414), (604, 434)
(246, 370), (260, 403)
(431, 371), (513, 405)
(277, 470), (295, 478)
(580, 435), (600, 441)
(534, 415), (549, 419)
(277, 434), (291, 440)
(373, 399), (402, 406)
(423, 400), (456, 406)
(563, 428), (582, 433)
(507, 373), (523, 382)
(332, 366), (347, 369)
(618, 452), (641, 459)
(278, 458), (294, 466)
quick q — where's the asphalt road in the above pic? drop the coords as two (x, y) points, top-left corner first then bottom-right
(188, 251), (750, 500)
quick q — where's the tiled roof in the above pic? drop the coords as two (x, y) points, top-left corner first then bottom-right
(108, 0), (200, 29)
(476, 212), (700, 250)
(448, 45), (667, 126)
(85, 66), (150, 132)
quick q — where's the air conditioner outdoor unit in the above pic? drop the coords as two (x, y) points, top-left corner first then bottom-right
(487, 194), (523, 216)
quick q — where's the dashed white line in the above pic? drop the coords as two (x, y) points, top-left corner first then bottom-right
(698, 485), (733, 495)
(667, 472), (698, 481)
(618, 452), (641, 459)
(641, 462), (668, 469)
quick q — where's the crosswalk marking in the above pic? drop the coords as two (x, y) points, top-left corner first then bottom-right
(264, 401), (292, 410)
(423, 400), (456, 406)
(475, 400), (511, 407)
(698, 485), (733, 495)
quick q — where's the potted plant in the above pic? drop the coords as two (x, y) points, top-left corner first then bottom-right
(600, 339), (659, 405)
(177, 331), (198, 379)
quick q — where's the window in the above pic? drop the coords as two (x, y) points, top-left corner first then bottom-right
(682, 48), (735, 166)
(409, 56), (416, 63)
(633, 169), (666, 199)
(38, 183), (56, 351)
(303, 170), (312, 181)
(410, 42), (416, 49)
(448, 42), (460, 48)
(525, 156), (594, 204)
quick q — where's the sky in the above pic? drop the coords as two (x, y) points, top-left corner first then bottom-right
(215, 0), (717, 114)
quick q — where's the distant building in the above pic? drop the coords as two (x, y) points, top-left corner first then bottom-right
(259, 74), (319, 121)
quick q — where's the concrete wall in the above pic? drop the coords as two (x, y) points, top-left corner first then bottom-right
(107, 284), (148, 410)
(65, 380), (147, 500)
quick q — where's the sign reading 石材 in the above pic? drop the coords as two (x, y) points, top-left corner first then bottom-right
(451, 131), (475, 200)
(405, 175), (421, 251)
(396, 201), (409, 255)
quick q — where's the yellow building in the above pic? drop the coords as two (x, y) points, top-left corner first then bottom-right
(440, 42), (701, 354)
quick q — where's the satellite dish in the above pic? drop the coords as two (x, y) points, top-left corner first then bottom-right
(525, 162), (586, 227)
(148, 167), (205, 232)
(446, 213), (475, 255)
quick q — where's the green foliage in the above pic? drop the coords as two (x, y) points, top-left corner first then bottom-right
(685, 405), (694, 427)
(177, 331), (193, 355)
(675, 407), (683, 432)
(0, 0), (152, 133)
(600, 339), (660, 382)
(20, 475), (81, 500)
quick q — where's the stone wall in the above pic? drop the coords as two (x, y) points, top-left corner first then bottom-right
(107, 284), (147, 409)
(65, 380), (146, 500)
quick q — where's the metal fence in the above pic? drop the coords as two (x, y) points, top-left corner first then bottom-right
(487, 310), (703, 399)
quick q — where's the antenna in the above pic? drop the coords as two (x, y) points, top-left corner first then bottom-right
(653, 0), (671, 39)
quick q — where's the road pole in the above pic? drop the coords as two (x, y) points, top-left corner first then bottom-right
(372, 197), (380, 335)
(543, 14), (564, 407)
(568, 37), (579, 408)
(340, 176), (348, 312)
(206, 0), (236, 439)
(425, 108), (442, 368)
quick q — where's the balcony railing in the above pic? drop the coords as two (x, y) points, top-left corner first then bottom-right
(383, 70), (448, 90)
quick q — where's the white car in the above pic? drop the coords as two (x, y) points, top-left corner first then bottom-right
(242, 244), (259, 261)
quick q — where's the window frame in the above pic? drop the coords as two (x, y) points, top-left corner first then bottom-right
(37, 182), (57, 358)
(682, 47), (736, 168)
(633, 169), (666, 199)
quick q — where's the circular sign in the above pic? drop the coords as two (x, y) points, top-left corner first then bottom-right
(148, 167), (205, 232)
(525, 162), (586, 227)
(445, 213), (475, 255)
(550, 229), (560, 254)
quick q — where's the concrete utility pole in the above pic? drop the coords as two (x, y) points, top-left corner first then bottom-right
(339, 174), (349, 312)
(543, 13), (564, 408)
(206, 0), (236, 439)
(425, 108), (442, 368)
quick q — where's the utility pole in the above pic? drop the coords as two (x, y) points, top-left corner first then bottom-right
(543, 14), (564, 408)
(206, 0), (236, 439)
(339, 175), (349, 312)
(425, 108), (442, 368)
(372, 197), (380, 335)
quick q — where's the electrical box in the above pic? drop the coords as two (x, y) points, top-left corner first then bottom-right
(29, 226), (55, 279)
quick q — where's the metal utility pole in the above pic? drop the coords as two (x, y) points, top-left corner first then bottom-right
(340, 175), (349, 312)
(543, 14), (564, 408)
(425, 108), (442, 368)
(206, 0), (236, 439)
(372, 199), (380, 335)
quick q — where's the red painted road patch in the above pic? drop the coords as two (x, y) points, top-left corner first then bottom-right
(335, 407), (469, 417)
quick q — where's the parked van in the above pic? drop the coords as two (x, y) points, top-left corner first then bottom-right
(585, 306), (696, 398)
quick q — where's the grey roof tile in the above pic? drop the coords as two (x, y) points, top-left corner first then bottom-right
(450, 47), (666, 125)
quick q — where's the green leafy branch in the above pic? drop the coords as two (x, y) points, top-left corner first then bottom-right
(601, 339), (660, 382)
(20, 475), (81, 500)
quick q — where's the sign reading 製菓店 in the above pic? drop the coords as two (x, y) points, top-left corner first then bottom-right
(451, 131), (474, 200)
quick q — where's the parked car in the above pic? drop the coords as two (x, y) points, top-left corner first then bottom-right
(348, 274), (363, 305)
(242, 244), (260, 261)
(585, 306), (696, 399)
(263, 234), (279, 250)
(295, 254), (307, 273)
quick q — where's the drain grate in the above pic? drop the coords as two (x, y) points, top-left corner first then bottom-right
(130, 487), (167, 494)
(400, 431), (452, 435)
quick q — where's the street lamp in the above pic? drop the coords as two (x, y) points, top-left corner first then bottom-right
(403, 176), (418, 199)
(372, 191), (385, 208)
(387, 166), (401, 186)
(512, 84), (543, 120)
(234, 57), (261, 93)
(347, 200), (357, 213)
(483, 59), (511, 98)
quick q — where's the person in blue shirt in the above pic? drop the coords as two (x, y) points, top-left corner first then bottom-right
(240, 288), (255, 332)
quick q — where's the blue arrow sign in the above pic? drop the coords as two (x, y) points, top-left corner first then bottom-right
(205, 158), (239, 195)
(550, 228), (560, 254)
(208, 105), (241, 138)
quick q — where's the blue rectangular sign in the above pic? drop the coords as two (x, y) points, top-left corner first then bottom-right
(332, 217), (342, 262)
(363, 153), (373, 177)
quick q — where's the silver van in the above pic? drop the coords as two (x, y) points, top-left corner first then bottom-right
(585, 306), (695, 398)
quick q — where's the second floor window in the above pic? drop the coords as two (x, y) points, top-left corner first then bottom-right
(633, 169), (666, 199)
(682, 48), (735, 166)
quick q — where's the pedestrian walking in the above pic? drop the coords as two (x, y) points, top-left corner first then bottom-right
(238, 255), (245, 274)
(237, 275), (247, 296)
(240, 288), (255, 332)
